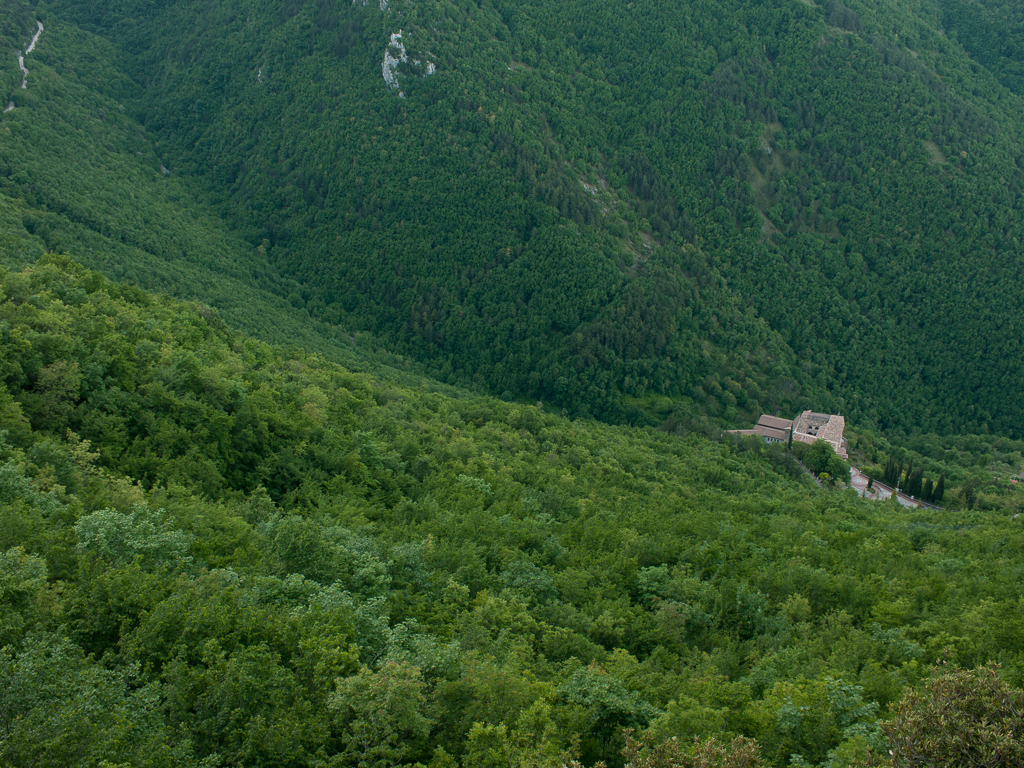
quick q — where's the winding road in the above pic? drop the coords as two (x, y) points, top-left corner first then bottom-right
(850, 466), (938, 509)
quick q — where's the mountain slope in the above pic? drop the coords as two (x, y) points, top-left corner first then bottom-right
(38, 0), (1024, 435)
(0, 0), (431, 378)
(2, 256), (1023, 768)
(937, 0), (1024, 95)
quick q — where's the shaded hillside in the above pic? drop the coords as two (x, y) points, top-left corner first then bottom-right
(43, 0), (1024, 436)
(3, 0), (817, 430)
(938, 0), (1024, 95)
(0, 0), (450, 384)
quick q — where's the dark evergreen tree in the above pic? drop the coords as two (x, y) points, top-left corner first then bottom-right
(921, 477), (934, 504)
(908, 469), (924, 499)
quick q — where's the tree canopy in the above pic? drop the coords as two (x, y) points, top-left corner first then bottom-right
(0, 257), (1022, 767)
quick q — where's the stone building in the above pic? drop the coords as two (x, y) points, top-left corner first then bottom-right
(730, 411), (848, 459)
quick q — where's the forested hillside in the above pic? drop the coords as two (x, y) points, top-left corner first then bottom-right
(2, 258), (1023, 768)
(4, 0), (1024, 765)
(37, 0), (1024, 436)
(0, 0), (437, 378)
(938, 0), (1024, 95)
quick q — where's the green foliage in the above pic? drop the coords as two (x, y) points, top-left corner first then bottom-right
(75, 504), (194, 570)
(165, 641), (325, 768)
(327, 662), (434, 767)
(793, 440), (851, 486)
(874, 664), (1024, 767)
(572, 730), (764, 768)
(750, 677), (882, 766)
(0, 258), (1023, 767)
(0, 633), (209, 768)
(855, 429), (1022, 511)
(7, 3), (1024, 754)
(0, 546), (48, 646)
(937, 0), (1024, 95)
(559, 664), (661, 764)
(30, 0), (1024, 436)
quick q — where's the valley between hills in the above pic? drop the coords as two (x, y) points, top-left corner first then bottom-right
(1, 0), (1023, 766)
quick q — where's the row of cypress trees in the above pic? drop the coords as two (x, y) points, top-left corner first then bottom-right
(882, 456), (945, 504)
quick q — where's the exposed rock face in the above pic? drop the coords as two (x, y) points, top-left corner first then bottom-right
(381, 27), (437, 96)
(382, 30), (407, 94)
(371, 0), (438, 96)
(26, 21), (43, 54)
(7, 20), (43, 109)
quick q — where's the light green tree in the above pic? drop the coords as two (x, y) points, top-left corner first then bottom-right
(327, 661), (434, 768)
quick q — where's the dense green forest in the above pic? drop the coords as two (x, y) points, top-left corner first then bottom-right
(2, 257), (1023, 767)
(34, 0), (1024, 436)
(2, 0), (813, 431)
(0, 0), (400, 370)
(937, 0), (1024, 95)
(3, 0), (1024, 764)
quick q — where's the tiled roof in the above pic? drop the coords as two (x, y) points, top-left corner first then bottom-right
(792, 411), (847, 458)
(757, 414), (793, 430)
(758, 426), (790, 441)
(732, 411), (847, 458)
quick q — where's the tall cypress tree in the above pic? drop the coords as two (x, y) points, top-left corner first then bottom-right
(922, 477), (934, 504)
(908, 469), (923, 498)
(903, 459), (914, 491)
